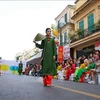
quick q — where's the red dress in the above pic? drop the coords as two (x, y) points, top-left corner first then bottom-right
(65, 64), (76, 80)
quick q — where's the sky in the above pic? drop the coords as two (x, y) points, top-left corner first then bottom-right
(0, 0), (75, 60)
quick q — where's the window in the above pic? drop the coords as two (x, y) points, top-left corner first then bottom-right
(88, 13), (94, 33)
(64, 32), (67, 44)
(79, 20), (84, 30)
(59, 16), (65, 27)
(57, 20), (60, 28)
(60, 17), (65, 23)
(79, 20), (84, 35)
(60, 34), (63, 46)
(65, 13), (67, 23)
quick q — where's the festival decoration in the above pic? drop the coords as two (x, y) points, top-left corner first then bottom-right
(0, 64), (9, 71)
(51, 24), (59, 37)
(55, 38), (59, 44)
(58, 46), (63, 63)
(10, 66), (18, 74)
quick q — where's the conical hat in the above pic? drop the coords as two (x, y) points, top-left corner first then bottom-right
(34, 33), (46, 41)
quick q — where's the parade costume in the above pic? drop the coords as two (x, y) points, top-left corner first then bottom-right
(36, 37), (57, 86)
(18, 62), (23, 75)
(65, 64), (76, 80)
(74, 63), (95, 82)
(74, 64), (86, 82)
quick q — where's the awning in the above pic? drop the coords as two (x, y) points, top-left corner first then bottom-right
(26, 51), (42, 65)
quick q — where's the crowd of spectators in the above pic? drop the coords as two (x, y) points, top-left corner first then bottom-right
(23, 50), (100, 84)
(24, 63), (42, 76)
(54, 50), (100, 84)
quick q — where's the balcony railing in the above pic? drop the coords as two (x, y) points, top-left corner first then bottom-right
(57, 22), (74, 30)
(70, 22), (100, 43)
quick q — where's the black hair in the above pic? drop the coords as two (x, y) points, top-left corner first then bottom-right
(45, 28), (51, 33)
(80, 58), (84, 64)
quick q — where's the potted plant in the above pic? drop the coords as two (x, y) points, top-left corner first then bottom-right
(68, 32), (75, 43)
(76, 29), (84, 38)
(84, 29), (88, 37)
(74, 35), (79, 40)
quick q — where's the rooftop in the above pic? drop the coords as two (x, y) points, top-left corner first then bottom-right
(55, 5), (75, 20)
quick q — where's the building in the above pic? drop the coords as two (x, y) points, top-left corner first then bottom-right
(70, 0), (100, 59)
(15, 48), (40, 61)
(55, 5), (75, 60)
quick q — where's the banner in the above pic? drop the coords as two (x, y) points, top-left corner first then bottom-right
(95, 42), (100, 50)
(58, 46), (63, 63)
(63, 45), (70, 60)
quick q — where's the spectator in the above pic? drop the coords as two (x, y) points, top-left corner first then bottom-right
(64, 60), (76, 80)
(73, 58), (78, 67)
(57, 62), (62, 72)
(88, 57), (100, 84)
(24, 64), (29, 75)
(88, 54), (94, 61)
(73, 59), (88, 82)
(75, 59), (95, 82)
(37, 65), (42, 76)
(57, 68), (64, 80)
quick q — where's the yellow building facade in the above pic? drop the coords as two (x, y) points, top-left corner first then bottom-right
(70, 0), (100, 58)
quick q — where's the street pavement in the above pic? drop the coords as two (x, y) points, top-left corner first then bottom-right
(0, 73), (100, 100)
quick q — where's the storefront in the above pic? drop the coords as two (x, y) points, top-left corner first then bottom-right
(71, 40), (100, 59)
(76, 45), (94, 59)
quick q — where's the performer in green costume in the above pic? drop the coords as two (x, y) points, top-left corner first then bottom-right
(34, 28), (57, 87)
(18, 61), (23, 75)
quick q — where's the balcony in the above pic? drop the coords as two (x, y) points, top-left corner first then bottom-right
(70, 22), (100, 43)
(69, 22), (100, 48)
